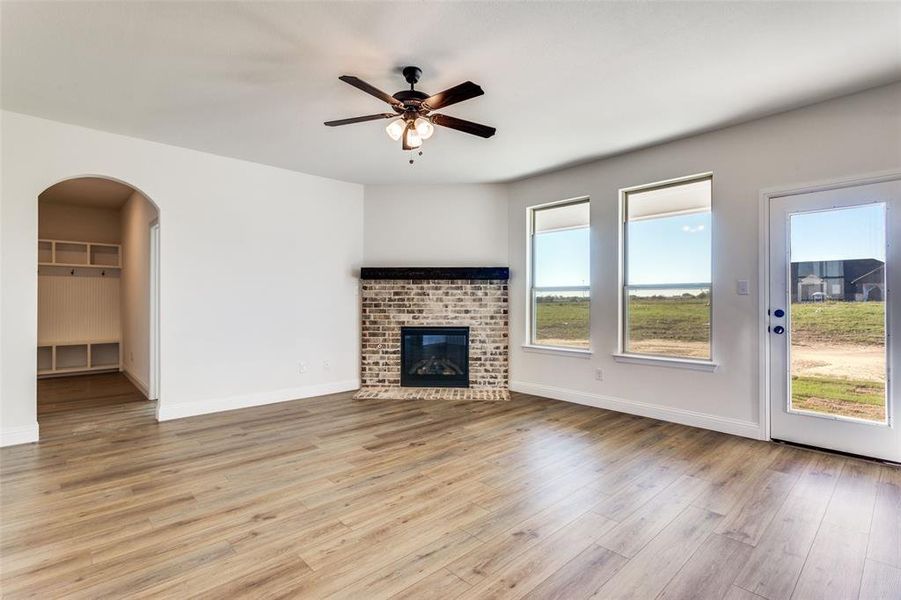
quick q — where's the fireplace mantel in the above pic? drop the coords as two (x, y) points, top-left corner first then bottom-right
(360, 267), (509, 281)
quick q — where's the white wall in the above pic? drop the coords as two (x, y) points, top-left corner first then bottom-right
(1, 111), (364, 445)
(120, 191), (158, 396)
(364, 184), (509, 267)
(507, 82), (901, 439)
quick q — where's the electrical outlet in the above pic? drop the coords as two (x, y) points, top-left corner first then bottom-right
(298, 361), (307, 374)
(595, 368), (603, 381)
(322, 360), (331, 371)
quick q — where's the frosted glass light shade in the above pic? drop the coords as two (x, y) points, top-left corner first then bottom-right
(385, 118), (406, 141)
(403, 124), (422, 149)
(414, 117), (434, 139)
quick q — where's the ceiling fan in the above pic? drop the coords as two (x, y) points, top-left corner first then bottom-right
(324, 66), (496, 158)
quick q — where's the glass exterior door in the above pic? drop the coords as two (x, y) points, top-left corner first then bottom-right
(769, 179), (899, 461)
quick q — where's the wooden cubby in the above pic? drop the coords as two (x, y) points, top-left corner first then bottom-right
(38, 240), (53, 263)
(37, 346), (53, 375)
(37, 341), (121, 377)
(38, 239), (121, 270)
(90, 342), (120, 368)
(55, 343), (89, 370)
(90, 244), (120, 267)
(54, 242), (88, 265)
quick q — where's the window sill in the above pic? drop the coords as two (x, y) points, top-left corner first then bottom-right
(522, 344), (592, 358)
(612, 353), (719, 372)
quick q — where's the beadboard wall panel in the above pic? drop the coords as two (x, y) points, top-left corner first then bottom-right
(37, 274), (120, 343)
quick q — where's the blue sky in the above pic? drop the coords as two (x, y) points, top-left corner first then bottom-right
(534, 228), (590, 287)
(790, 204), (885, 263)
(534, 203), (886, 289)
(534, 212), (711, 287)
(627, 213), (711, 285)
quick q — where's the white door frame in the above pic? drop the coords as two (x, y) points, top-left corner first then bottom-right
(149, 221), (161, 404)
(758, 169), (901, 444)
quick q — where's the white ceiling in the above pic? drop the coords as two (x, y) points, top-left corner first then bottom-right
(39, 177), (135, 209)
(2, 2), (899, 185)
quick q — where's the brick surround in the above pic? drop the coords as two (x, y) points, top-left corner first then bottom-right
(357, 278), (509, 400)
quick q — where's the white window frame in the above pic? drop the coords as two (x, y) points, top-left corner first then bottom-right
(525, 197), (591, 355)
(616, 173), (716, 369)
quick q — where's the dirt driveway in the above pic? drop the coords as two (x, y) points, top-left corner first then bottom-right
(791, 343), (885, 382)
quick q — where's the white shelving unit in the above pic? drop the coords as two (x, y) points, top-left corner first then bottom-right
(38, 238), (121, 270)
(37, 238), (122, 378)
(37, 340), (122, 377)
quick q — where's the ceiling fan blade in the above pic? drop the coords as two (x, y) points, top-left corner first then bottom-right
(338, 75), (402, 107)
(422, 81), (484, 111)
(324, 113), (397, 127)
(430, 114), (496, 138)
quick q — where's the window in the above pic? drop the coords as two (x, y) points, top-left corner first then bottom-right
(528, 198), (590, 349)
(621, 175), (712, 360)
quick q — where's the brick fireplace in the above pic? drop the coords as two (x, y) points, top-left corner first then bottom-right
(355, 267), (509, 401)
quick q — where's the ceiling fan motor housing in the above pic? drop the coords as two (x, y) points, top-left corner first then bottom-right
(392, 90), (429, 114)
(402, 66), (422, 86)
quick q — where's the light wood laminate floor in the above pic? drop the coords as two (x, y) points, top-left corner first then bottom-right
(1, 373), (899, 599)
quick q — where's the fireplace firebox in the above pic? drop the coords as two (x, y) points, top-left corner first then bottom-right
(400, 326), (470, 388)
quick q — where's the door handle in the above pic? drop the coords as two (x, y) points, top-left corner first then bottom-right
(773, 325), (785, 335)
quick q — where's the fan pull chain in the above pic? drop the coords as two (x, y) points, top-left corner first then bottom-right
(408, 149), (424, 165)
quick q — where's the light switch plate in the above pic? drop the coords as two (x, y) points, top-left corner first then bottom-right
(737, 279), (750, 295)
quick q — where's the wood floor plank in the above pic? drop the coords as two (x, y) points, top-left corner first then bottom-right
(790, 522), (868, 600)
(715, 467), (799, 546)
(821, 459), (880, 534)
(724, 586), (767, 600)
(733, 453), (844, 599)
(457, 511), (615, 600)
(447, 481), (608, 585)
(657, 533), (753, 600)
(388, 568), (472, 600)
(1, 373), (888, 600)
(519, 543), (626, 600)
(327, 530), (482, 600)
(592, 506), (723, 600)
(858, 558), (901, 600)
(868, 466), (901, 568)
(595, 474), (709, 558)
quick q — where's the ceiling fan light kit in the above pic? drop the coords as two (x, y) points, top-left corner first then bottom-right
(324, 65), (495, 163)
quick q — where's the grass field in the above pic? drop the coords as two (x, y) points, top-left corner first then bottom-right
(791, 301), (885, 346)
(534, 294), (709, 354)
(536, 295), (886, 420)
(791, 375), (885, 421)
(534, 297), (590, 347)
(626, 295), (709, 343)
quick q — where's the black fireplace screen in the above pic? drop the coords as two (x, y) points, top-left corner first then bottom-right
(400, 326), (470, 388)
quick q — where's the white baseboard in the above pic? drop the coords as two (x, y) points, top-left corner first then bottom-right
(122, 368), (150, 398)
(1, 422), (40, 447)
(156, 379), (361, 421)
(510, 381), (764, 440)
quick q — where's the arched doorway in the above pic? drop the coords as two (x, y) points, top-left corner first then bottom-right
(36, 176), (161, 433)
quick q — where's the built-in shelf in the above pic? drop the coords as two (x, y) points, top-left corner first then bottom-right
(38, 239), (121, 270)
(36, 238), (123, 378)
(38, 240), (53, 263)
(37, 340), (121, 377)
